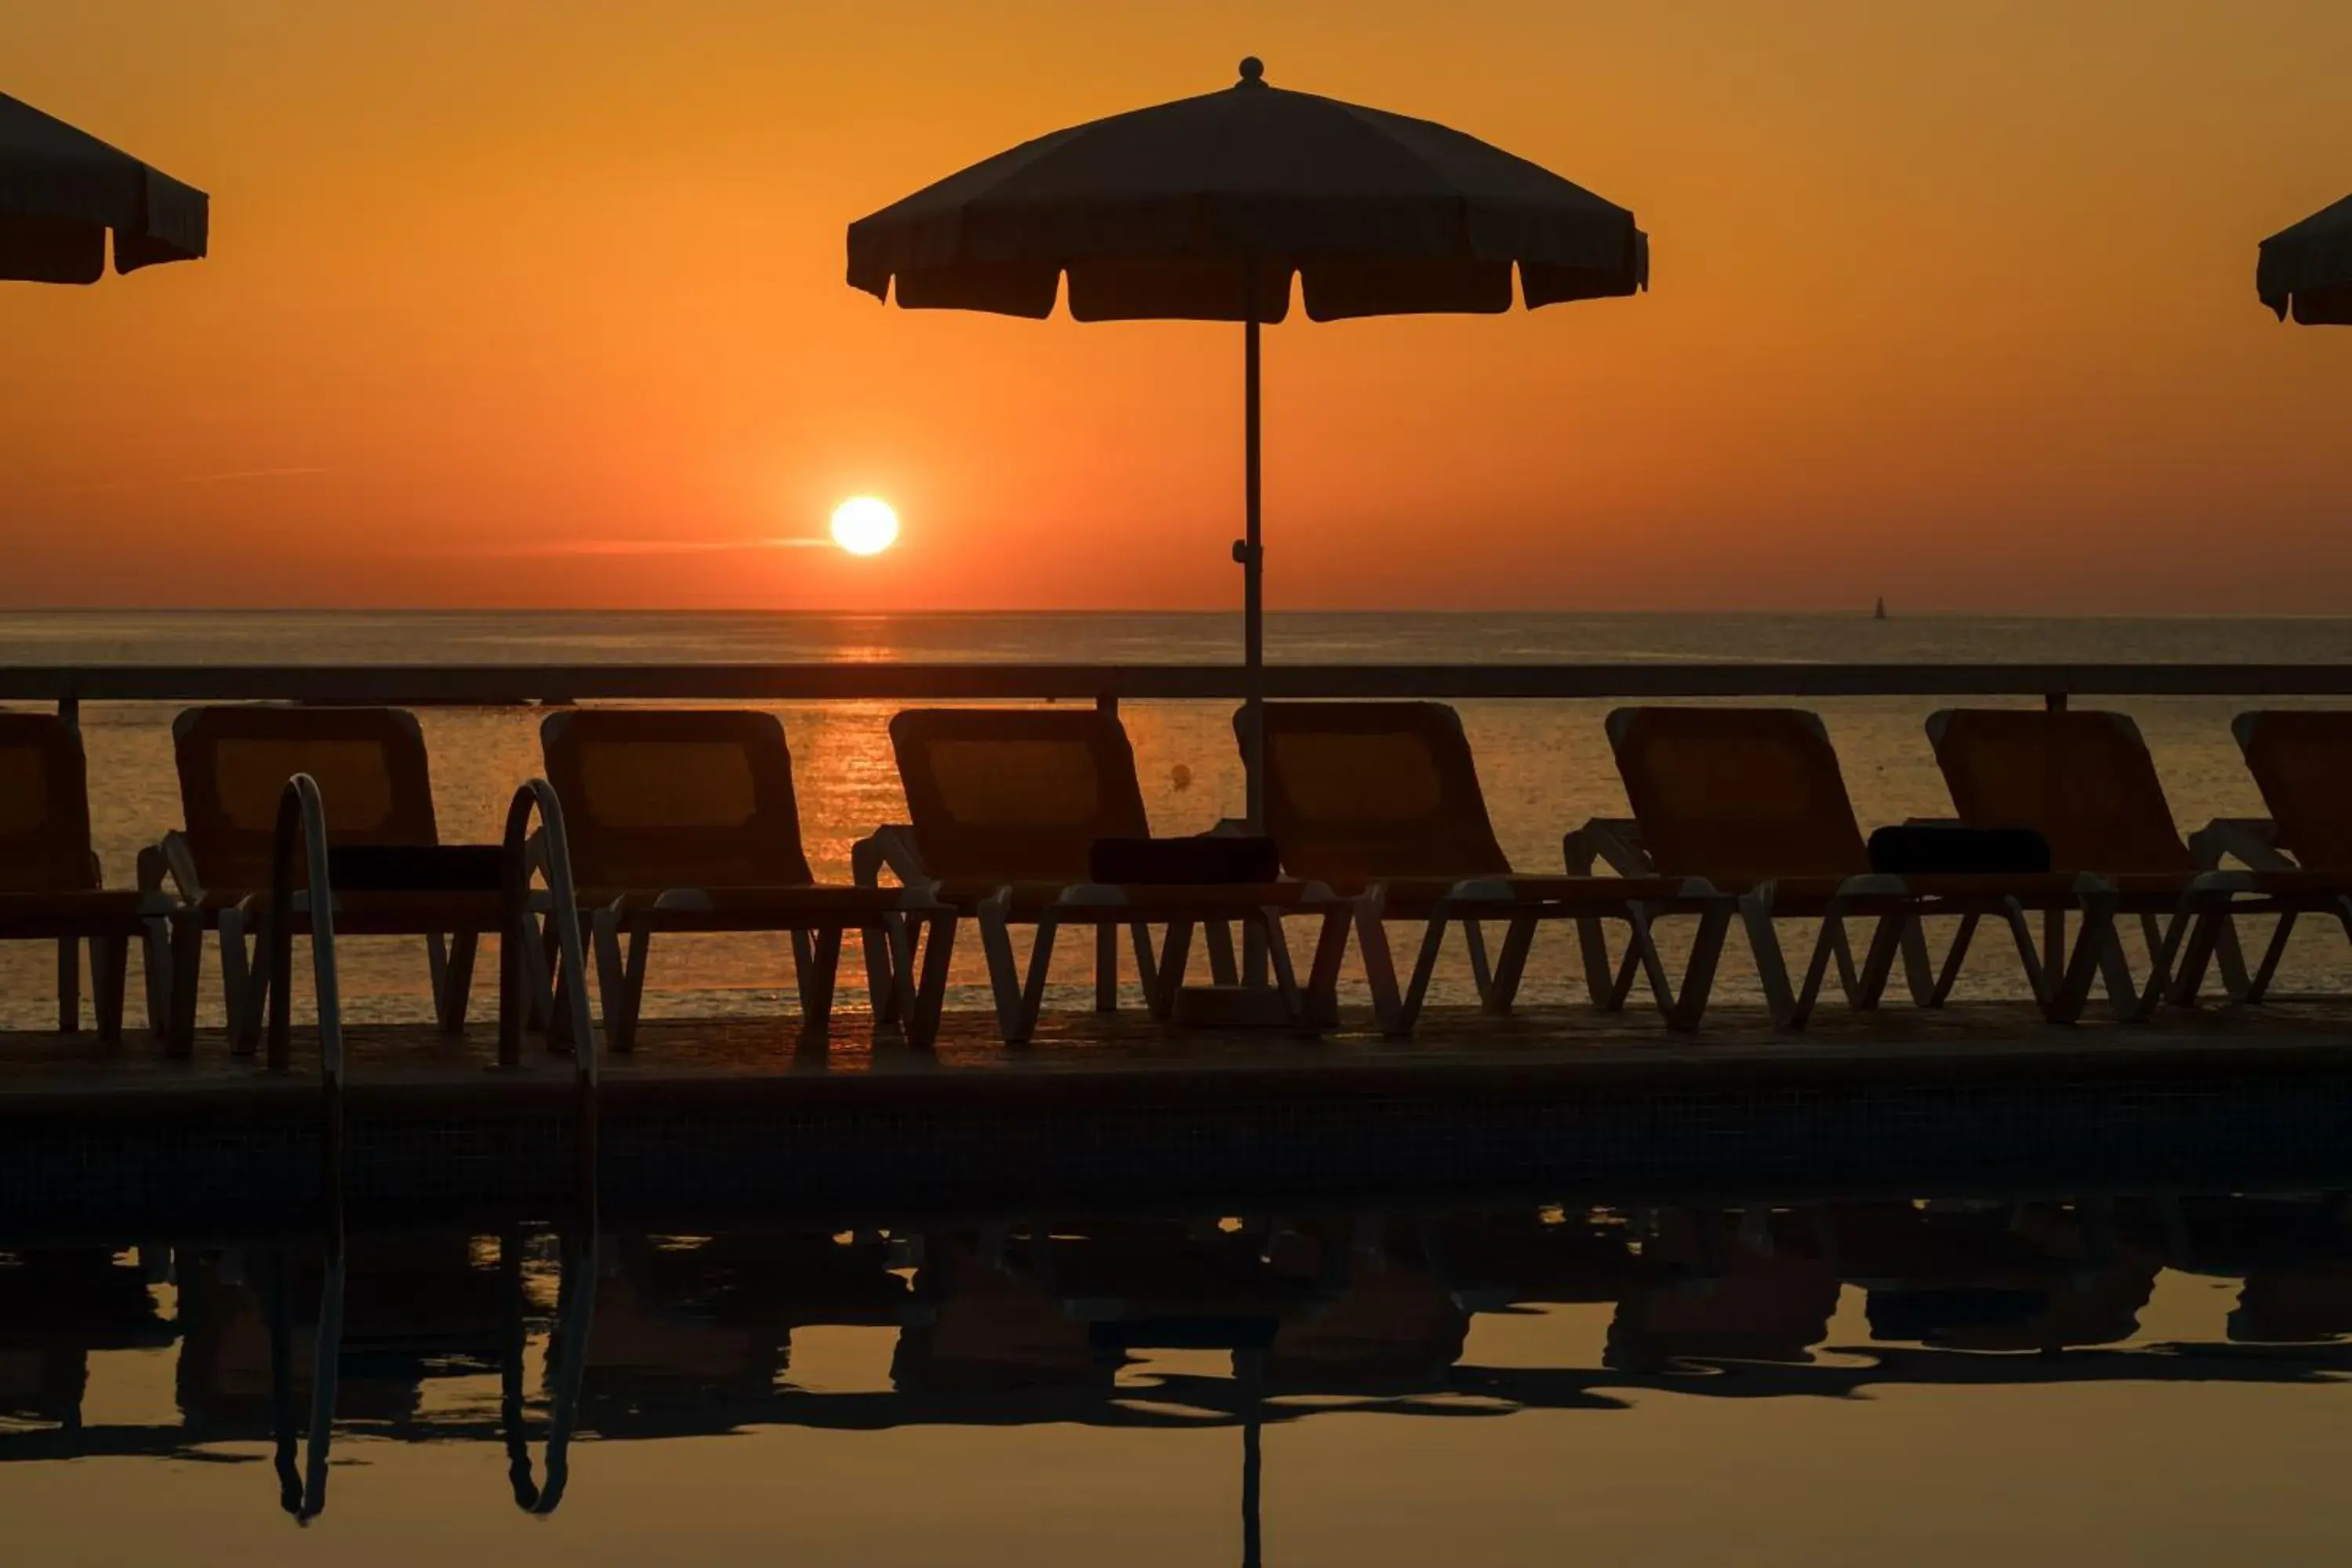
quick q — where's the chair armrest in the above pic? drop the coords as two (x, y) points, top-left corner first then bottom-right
(2187, 818), (2290, 871)
(1566, 818), (1651, 877)
(1207, 817), (1251, 837)
(853, 825), (929, 889)
(158, 831), (205, 903)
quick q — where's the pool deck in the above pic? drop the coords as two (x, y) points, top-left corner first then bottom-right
(2, 1002), (2350, 1230)
(2, 998), (2350, 1106)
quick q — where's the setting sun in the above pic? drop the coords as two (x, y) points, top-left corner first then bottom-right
(829, 496), (899, 557)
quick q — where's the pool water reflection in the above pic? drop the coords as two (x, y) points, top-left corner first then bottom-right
(3, 1193), (2350, 1563)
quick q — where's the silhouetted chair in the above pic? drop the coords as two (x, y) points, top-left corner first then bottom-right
(540, 709), (917, 1050)
(856, 707), (1348, 1044)
(155, 706), (500, 1051)
(0, 713), (172, 1038)
(2187, 710), (2352, 999)
(1249, 701), (1733, 1033)
(1925, 706), (2329, 1010)
(1589, 706), (2220, 1026)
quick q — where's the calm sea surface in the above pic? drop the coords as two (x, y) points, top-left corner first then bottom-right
(8, 608), (2352, 1026)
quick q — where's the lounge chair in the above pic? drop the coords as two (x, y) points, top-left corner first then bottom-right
(1248, 701), (1733, 1033)
(1593, 706), (2202, 1028)
(1927, 706), (2283, 1010)
(156, 706), (499, 1051)
(2187, 710), (2352, 1000)
(0, 713), (174, 1040)
(854, 706), (1348, 1045)
(539, 708), (920, 1050)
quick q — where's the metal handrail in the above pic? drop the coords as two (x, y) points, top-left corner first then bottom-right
(500, 779), (600, 1205)
(502, 778), (598, 1082)
(265, 774), (343, 1128)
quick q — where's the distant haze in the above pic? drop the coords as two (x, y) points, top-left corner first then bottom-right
(5, 1), (2350, 612)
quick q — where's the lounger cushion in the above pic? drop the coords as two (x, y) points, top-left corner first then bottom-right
(1087, 835), (1279, 885)
(1867, 825), (2050, 876)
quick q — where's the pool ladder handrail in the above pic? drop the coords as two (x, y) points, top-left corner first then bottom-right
(262, 772), (601, 1090)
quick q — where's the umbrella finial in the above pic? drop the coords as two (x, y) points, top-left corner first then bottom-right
(1237, 56), (1266, 88)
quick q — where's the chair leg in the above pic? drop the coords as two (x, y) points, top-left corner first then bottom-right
(1461, 920), (1495, 1005)
(426, 931), (449, 1024)
(1128, 922), (1160, 1001)
(1487, 917), (1537, 1015)
(1853, 913), (1906, 1009)
(1898, 915), (1940, 1006)
(1400, 914), (1450, 1032)
(862, 920), (906, 1030)
(219, 909), (256, 1055)
(1094, 924), (1119, 1012)
(590, 909), (641, 1054)
(797, 927), (844, 1044)
(434, 931), (479, 1035)
(1928, 912), (1984, 1006)
(1150, 919), (1196, 1020)
(168, 913), (203, 1058)
(906, 914), (956, 1051)
(55, 935), (79, 1033)
(1576, 914), (1620, 1010)
(2045, 887), (2121, 1024)
(1664, 903), (1733, 1030)
(1304, 906), (1351, 1027)
(1261, 912), (1301, 996)
(1203, 920), (1239, 985)
(140, 916), (172, 1041)
(2210, 913), (2252, 1000)
(93, 934), (129, 1042)
(1740, 889), (1802, 1029)
(2250, 909), (2300, 1003)
(975, 893), (1028, 1044)
(1352, 891), (1410, 1037)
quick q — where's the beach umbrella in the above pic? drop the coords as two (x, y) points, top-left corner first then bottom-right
(1, 91), (207, 284)
(847, 58), (1646, 825)
(2258, 193), (2352, 325)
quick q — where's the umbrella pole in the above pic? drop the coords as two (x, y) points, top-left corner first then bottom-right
(1241, 310), (1265, 830)
(1240, 298), (1269, 989)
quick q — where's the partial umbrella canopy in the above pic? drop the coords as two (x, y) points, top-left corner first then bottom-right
(1, 91), (208, 284)
(2258, 193), (2352, 326)
(848, 59), (1646, 825)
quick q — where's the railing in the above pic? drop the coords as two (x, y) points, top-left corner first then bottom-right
(16, 660), (2352, 715)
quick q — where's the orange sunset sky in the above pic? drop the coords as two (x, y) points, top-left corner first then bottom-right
(5, 1), (2350, 613)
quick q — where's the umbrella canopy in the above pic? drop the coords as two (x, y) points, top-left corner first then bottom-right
(2258, 192), (2352, 326)
(848, 56), (1645, 319)
(1, 91), (208, 285)
(847, 59), (1646, 828)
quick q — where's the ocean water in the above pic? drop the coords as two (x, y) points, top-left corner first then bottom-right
(6, 608), (2352, 1029)
(2, 1193), (2349, 1563)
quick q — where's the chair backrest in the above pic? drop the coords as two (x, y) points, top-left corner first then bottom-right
(1606, 706), (1870, 882)
(172, 706), (440, 892)
(0, 713), (98, 892)
(2233, 710), (2352, 870)
(540, 708), (814, 889)
(888, 708), (1149, 883)
(1248, 702), (1512, 882)
(1926, 708), (2193, 875)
